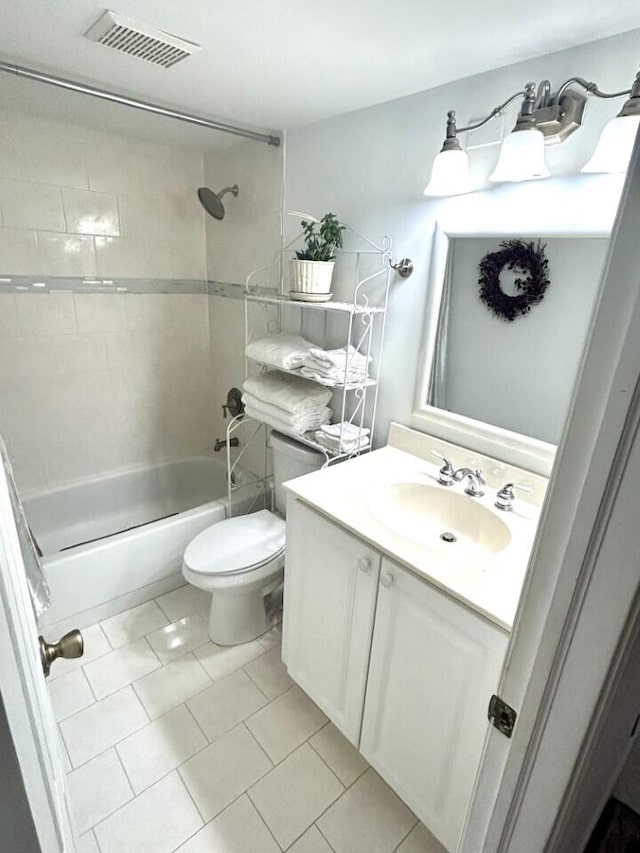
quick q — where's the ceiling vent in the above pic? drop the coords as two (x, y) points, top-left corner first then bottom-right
(85, 10), (201, 68)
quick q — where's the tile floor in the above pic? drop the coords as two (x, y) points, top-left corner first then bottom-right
(51, 585), (446, 853)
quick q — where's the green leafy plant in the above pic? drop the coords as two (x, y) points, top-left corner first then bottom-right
(295, 213), (346, 261)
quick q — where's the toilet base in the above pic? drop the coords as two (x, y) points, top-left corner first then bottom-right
(205, 569), (284, 646)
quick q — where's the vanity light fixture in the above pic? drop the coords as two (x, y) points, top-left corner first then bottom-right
(424, 68), (640, 196)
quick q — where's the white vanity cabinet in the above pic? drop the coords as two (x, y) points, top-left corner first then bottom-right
(282, 498), (382, 744)
(284, 498), (510, 852)
(360, 557), (509, 852)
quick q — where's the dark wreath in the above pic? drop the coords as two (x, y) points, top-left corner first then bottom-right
(478, 239), (550, 322)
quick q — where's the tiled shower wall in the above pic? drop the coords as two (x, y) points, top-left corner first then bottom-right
(0, 292), (214, 494)
(0, 108), (214, 494)
(0, 108), (206, 278)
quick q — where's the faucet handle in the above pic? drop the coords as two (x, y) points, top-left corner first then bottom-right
(431, 451), (455, 486)
(495, 482), (533, 511)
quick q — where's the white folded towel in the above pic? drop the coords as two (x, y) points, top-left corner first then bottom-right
(319, 422), (370, 439)
(314, 422), (370, 453)
(301, 345), (371, 385)
(307, 345), (370, 370)
(243, 373), (332, 414)
(244, 401), (332, 437)
(246, 334), (316, 371)
(314, 431), (369, 453)
(299, 366), (368, 386)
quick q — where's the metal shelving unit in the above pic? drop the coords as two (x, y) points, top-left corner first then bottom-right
(238, 225), (394, 465)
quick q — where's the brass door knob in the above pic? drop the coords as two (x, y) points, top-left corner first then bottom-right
(39, 630), (84, 678)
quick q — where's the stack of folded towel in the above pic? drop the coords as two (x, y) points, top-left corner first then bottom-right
(242, 372), (332, 437)
(314, 422), (370, 453)
(300, 345), (371, 386)
(245, 333), (315, 371)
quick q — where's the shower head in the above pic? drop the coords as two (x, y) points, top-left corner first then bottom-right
(197, 185), (239, 220)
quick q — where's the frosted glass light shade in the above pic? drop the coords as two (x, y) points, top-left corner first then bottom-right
(581, 114), (640, 174)
(489, 128), (550, 183)
(424, 149), (473, 197)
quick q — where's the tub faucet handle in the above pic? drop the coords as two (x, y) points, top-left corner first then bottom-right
(431, 450), (455, 486)
(222, 387), (245, 420)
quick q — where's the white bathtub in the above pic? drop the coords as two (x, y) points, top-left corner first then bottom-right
(27, 456), (265, 633)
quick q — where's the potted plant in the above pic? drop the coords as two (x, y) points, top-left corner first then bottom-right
(289, 213), (346, 302)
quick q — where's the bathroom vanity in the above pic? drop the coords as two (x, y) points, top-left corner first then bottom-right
(282, 423), (545, 852)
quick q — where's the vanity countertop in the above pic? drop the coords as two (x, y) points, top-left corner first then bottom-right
(284, 439), (542, 633)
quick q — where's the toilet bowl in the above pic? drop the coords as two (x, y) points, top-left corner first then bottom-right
(181, 431), (324, 645)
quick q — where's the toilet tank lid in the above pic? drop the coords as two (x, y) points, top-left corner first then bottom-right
(184, 509), (285, 576)
(269, 430), (325, 465)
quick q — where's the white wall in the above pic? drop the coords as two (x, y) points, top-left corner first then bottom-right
(283, 29), (639, 448)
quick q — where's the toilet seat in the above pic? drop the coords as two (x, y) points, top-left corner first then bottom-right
(183, 509), (285, 577)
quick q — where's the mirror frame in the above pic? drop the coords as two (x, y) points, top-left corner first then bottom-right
(411, 185), (615, 476)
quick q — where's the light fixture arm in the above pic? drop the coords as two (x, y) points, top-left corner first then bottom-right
(456, 89), (526, 134)
(556, 75), (636, 101)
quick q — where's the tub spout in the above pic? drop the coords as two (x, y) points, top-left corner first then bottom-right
(215, 437), (239, 452)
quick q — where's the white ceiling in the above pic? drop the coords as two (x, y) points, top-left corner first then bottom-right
(0, 0), (639, 149)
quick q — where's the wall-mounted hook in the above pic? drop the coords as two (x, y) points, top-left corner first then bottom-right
(390, 258), (414, 278)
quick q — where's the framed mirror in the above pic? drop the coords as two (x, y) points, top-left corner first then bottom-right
(411, 185), (616, 476)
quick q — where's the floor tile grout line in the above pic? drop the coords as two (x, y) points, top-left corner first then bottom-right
(314, 822), (338, 853)
(173, 765), (208, 830)
(130, 651), (214, 721)
(242, 720), (276, 770)
(63, 704), (149, 773)
(182, 699), (212, 745)
(306, 738), (362, 790)
(393, 817), (420, 852)
(270, 743), (346, 851)
(76, 755), (136, 838)
(251, 792), (286, 853)
(112, 744), (137, 801)
(245, 738), (344, 851)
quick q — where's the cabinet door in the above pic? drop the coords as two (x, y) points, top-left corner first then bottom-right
(361, 558), (508, 852)
(283, 499), (381, 745)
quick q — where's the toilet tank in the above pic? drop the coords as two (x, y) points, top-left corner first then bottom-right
(269, 431), (325, 516)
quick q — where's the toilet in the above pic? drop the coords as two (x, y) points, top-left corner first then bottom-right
(182, 431), (324, 645)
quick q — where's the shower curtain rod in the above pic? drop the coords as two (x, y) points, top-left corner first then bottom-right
(0, 60), (281, 147)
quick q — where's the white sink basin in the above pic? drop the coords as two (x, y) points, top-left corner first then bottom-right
(368, 483), (512, 556)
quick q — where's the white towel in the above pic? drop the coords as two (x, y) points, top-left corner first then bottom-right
(314, 422), (370, 452)
(246, 334), (316, 371)
(314, 431), (370, 452)
(301, 345), (371, 384)
(319, 422), (370, 439)
(307, 345), (370, 370)
(244, 403), (332, 437)
(300, 366), (368, 386)
(243, 373), (332, 414)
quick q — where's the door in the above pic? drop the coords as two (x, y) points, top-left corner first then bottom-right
(361, 558), (508, 852)
(282, 498), (381, 744)
(460, 137), (640, 851)
(0, 459), (77, 852)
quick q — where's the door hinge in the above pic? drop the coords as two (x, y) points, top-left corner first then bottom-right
(488, 694), (517, 738)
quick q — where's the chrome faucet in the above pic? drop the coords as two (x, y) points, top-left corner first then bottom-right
(431, 451), (455, 486)
(453, 467), (486, 497)
(495, 482), (533, 511)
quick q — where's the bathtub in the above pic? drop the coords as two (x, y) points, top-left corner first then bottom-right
(27, 456), (266, 633)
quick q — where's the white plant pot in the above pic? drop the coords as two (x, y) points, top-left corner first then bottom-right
(289, 259), (335, 302)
